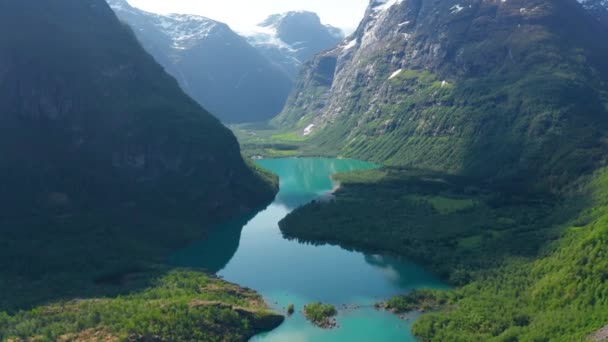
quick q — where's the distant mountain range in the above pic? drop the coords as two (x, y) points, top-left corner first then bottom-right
(107, 0), (293, 123)
(107, 1), (344, 123)
(242, 11), (344, 79)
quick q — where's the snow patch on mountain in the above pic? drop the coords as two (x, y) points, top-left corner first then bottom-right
(343, 38), (358, 50)
(388, 69), (402, 80)
(371, 0), (404, 12)
(148, 14), (225, 50)
(108, 0), (226, 50)
(239, 25), (296, 52)
(241, 11), (344, 78)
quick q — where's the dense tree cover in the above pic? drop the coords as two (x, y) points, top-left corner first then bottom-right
(0, 270), (283, 341)
(302, 303), (337, 328)
(0, 0), (278, 221)
(411, 169), (608, 341)
(383, 289), (453, 314)
(280, 167), (608, 340)
(281, 168), (571, 282)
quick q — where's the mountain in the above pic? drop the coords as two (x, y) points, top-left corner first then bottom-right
(276, 0), (608, 189)
(243, 11), (344, 78)
(0, 0), (276, 222)
(273, 1), (608, 341)
(107, 0), (292, 123)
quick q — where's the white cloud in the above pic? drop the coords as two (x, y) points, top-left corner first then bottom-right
(125, 0), (369, 33)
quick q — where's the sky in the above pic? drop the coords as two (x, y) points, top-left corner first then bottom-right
(126, 0), (370, 33)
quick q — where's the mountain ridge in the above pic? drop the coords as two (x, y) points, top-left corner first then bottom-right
(276, 0), (608, 189)
(107, 0), (293, 123)
(0, 0), (276, 221)
(243, 11), (344, 78)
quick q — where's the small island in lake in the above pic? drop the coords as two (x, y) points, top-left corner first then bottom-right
(303, 302), (338, 329)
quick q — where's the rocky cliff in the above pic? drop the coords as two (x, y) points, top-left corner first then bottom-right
(277, 0), (608, 189)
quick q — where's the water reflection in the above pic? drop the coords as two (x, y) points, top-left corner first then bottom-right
(170, 210), (258, 273)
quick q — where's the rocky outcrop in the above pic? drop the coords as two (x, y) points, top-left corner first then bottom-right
(589, 324), (608, 341)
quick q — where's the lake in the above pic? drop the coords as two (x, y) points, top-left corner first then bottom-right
(172, 158), (446, 341)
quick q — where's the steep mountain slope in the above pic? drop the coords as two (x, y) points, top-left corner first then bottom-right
(107, 0), (292, 123)
(0, 0), (276, 219)
(243, 11), (344, 78)
(274, 1), (608, 339)
(0, 1), (282, 339)
(277, 0), (608, 189)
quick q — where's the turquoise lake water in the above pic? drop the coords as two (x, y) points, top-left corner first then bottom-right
(172, 158), (446, 341)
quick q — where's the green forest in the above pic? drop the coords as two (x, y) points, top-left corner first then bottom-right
(280, 166), (608, 341)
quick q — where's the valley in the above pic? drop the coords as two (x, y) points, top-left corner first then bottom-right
(2, 0), (608, 341)
(171, 158), (447, 342)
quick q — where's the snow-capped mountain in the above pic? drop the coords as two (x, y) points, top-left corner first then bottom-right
(242, 11), (344, 78)
(579, 0), (608, 24)
(107, 0), (292, 123)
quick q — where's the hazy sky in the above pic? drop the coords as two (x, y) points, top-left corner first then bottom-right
(127, 0), (369, 33)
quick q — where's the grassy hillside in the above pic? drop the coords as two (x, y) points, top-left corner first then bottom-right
(413, 169), (608, 341)
(280, 167), (608, 340)
(0, 270), (283, 342)
(276, 0), (608, 191)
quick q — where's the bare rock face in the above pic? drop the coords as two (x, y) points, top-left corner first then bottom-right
(277, 0), (608, 188)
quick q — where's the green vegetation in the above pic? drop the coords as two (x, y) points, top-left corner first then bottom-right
(281, 168), (566, 282)
(383, 289), (452, 314)
(274, 1), (608, 192)
(406, 195), (478, 215)
(280, 166), (608, 340)
(0, 270), (283, 342)
(410, 169), (608, 341)
(311, 56), (608, 191)
(271, 3), (608, 339)
(0, 1), (281, 340)
(287, 304), (295, 316)
(302, 303), (337, 329)
(0, 0), (277, 223)
(0, 166), (278, 340)
(230, 123), (328, 159)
